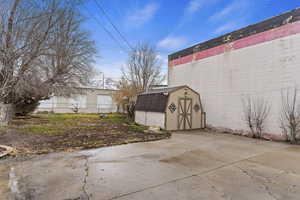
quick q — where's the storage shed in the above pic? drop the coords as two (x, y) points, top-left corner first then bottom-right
(135, 86), (205, 130)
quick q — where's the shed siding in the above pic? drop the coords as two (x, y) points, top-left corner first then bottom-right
(135, 111), (165, 128)
(169, 31), (300, 137)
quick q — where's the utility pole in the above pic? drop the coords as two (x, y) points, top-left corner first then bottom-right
(102, 73), (105, 89)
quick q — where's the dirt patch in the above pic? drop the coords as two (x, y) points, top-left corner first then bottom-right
(0, 114), (171, 156)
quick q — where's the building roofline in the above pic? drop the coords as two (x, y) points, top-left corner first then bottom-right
(169, 7), (300, 62)
(74, 86), (118, 91)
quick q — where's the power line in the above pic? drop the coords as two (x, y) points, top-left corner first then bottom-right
(93, 0), (134, 50)
(82, 4), (129, 53)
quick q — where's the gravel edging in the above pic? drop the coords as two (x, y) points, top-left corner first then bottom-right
(0, 145), (13, 158)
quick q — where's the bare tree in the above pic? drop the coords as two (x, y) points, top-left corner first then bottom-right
(117, 43), (165, 118)
(105, 78), (117, 90)
(0, 0), (95, 117)
(280, 88), (300, 144)
(89, 69), (117, 89)
(113, 78), (136, 114)
(122, 43), (165, 93)
(242, 96), (271, 138)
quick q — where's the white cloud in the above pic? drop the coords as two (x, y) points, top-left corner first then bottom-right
(185, 0), (204, 15)
(168, 0), (219, 36)
(213, 22), (244, 34)
(209, 0), (249, 22)
(210, 1), (250, 35)
(127, 3), (159, 27)
(157, 36), (187, 50)
(185, 0), (220, 15)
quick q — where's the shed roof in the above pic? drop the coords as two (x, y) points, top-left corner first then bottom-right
(140, 85), (186, 95)
(135, 93), (168, 113)
(136, 85), (192, 113)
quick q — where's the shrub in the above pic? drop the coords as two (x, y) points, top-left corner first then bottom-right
(15, 99), (40, 116)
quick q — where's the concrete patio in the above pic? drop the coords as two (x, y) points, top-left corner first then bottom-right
(1, 131), (300, 200)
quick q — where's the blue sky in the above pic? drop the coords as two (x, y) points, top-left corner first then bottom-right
(80, 0), (300, 80)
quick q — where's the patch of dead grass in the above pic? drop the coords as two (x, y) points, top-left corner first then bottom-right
(0, 113), (171, 156)
(22, 125), (64, 135)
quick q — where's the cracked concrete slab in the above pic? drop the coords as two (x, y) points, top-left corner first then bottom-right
(81, 155), (90, 200)
(1, 131), (300, 200)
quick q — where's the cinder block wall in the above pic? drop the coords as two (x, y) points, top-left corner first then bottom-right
(168, 21), (300, 138)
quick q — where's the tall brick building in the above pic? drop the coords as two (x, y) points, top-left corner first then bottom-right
(168, 8), (300, 139)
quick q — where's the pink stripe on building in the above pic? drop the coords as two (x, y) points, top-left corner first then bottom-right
(169, 21), (300, 67)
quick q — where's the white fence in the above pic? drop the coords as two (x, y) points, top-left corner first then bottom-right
(36, 102), (119, 114)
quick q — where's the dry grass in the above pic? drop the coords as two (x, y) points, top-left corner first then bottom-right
(0, 113), (170, 156)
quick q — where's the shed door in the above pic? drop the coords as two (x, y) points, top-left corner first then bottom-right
(178, 97), (192, 130)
